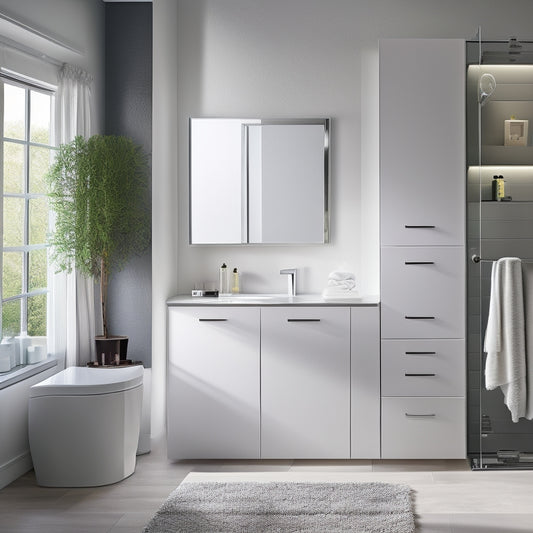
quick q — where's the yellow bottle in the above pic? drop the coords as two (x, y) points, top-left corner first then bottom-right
(492, 175), (505, 201)
(231, 268), (240, 294)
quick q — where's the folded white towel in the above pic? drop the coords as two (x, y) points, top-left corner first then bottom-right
(322, 286), (361, 300)
(327, 278), (356, 290)
(484, 257), (527, 422)
(328, 271), (355, 282)
(327, 271), (356, 291)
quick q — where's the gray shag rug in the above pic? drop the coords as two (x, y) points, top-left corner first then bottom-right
(143, 481), (415, 533)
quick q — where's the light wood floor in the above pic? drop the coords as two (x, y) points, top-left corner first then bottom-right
(1, 441), (533, 532)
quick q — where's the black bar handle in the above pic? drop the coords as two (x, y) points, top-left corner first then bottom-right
(404, 316), (435, 320)
(405, 373), (436, 377)
(405, 413), (436, 418)
(405, 351), (436, 355)
(198, 318), (228, 322)
(405, 225), (436, 229)
(404, 261), (435, 265)
(287, 318), (321, 322)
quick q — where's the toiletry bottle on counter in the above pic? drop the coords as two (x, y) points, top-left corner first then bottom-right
(231, 268), (240, 294)
(219, 263), (229, 295)
(492, 175), (505, 201)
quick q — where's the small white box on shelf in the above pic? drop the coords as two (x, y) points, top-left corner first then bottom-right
(504, 119), (528, 146)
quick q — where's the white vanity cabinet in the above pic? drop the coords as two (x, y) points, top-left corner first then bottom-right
(261, 307), (350, 459)
(380, 38), (466, 459)
(167, 306), (260, 460)
(167, 299), (381, 460)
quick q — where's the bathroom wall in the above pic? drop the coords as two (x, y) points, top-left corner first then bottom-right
(169, 0), (533, 299)
(152, 0), (533, 437)
(0, 365), (59, 489)
(104, 2), (153, 367)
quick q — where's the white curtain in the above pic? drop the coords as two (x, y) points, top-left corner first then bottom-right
(48, 64), (97, 367)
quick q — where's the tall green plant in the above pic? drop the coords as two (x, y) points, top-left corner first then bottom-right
(46, 135), (151, 338)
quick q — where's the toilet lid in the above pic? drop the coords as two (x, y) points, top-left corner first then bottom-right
(30, 366), (144, 397)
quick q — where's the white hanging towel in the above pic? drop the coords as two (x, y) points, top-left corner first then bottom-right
(484, 257), (527, 422)
(520, 262), (533, 419)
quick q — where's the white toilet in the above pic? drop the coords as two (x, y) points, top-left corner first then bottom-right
(29, 365), (143, 487)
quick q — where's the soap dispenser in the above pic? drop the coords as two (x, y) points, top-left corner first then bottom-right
(219, 263), (229, 295)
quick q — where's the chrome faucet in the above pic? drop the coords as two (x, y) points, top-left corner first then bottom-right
(280, 268), (297, 296)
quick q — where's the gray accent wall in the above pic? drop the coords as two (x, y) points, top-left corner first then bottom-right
(104, 2), (153, 367)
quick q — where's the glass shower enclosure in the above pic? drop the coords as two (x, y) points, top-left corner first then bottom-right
(467, 36), (533, 469)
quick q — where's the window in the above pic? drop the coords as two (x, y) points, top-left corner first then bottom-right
(1, 75), (55, 372)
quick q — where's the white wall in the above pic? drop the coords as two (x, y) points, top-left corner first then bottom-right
(170, 0), (533, 297)
(0, 365), (58, 489)
(153, 0), (533, 437)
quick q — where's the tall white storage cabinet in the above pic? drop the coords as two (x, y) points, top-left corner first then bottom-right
(380, 39), (466, 459)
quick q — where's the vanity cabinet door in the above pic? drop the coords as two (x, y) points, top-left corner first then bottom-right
(261, 307), (351, 458)
(167, 306), (260, 459)
(380, 38), (465, 247)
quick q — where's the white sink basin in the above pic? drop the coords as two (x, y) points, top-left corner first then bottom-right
(218, 294), (281, 301)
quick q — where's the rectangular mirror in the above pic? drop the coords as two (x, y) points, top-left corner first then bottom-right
(189, 118), (329, 244)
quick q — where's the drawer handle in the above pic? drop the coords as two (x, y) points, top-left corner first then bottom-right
(404, 316), (435, 320)
(404, 225), (436, 229)
(404, 373), (436, 377)
(287, 319), (321, 322)
(405, 413), (436, 418)
(198, 318), (228, 322)
(404, 261), (435, 265)
(405, 351), (436, 355)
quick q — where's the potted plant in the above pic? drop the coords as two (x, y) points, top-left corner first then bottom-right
(46, 135), (150, 364)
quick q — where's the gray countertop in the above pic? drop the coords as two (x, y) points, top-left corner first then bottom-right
(167, 294), (380, 307)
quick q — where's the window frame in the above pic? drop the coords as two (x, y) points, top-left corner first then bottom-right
(1, 72), (56, 356)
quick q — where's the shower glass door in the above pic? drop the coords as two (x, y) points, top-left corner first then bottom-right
(467, 35), (533, 469)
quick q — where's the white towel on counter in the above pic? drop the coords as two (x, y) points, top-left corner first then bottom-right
(326, 271), (356, 291)
(323, 271), (360, 300)
(484, 257), (527, 422)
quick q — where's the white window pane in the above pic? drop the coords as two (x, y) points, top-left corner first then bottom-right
(2, 251), (23, 297)
(3, 84), (26, 140)
(29, 249), (47, 291)
(3, 141), (25, 194)
(3, 197), (24, 247)
(30, 91), (51, 145)
(29, 197), (48, 245)
(28, 293), (46, 337)
(2, 299), (21, 338)
(30, 146), (52, 194)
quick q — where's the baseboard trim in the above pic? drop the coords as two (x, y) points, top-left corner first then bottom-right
(0, 451), (32, 489)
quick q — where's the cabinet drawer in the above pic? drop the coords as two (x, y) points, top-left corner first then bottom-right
(381, 397), (466, 459)
(381, 339), (465, 396)
(381, 246), (465, 338)
(261, 307), (350, 458)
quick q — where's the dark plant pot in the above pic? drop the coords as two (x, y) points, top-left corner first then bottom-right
(95, 335), (129, 365)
